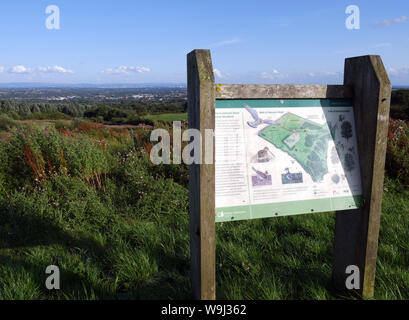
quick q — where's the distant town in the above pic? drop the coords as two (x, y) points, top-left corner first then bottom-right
(0, 84), (407, 104)
(0, 86), (187, 103)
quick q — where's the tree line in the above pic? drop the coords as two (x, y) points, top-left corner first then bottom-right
(0, 100), (187, 120)
(391, 90), (409, 121)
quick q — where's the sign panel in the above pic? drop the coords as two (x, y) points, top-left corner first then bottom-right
(215, 99), (363, 222)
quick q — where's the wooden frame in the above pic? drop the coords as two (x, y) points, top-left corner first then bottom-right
(216, 84), (353, 99)
(187, 50), (391, 300)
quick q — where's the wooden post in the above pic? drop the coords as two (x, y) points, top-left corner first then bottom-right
(333, 55), (391, 298)
(187, 49), (216, 300)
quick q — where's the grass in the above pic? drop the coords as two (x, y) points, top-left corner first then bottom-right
(1, 177), (407, 299)
(142, 113), (187, 122)
(217, 177), (409, 300)
(0, 119), (408, 300)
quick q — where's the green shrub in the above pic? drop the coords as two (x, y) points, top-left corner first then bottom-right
(386, 118), (409, 185)
(27, 111), (72, 120)
(70, 118), (91, 131)
(83, 106), (141, 125)
(54, 120), (70, 131)
(0, 126), (109, 191)
(391, 90), (409, 121)
(0, 114), (20, 131)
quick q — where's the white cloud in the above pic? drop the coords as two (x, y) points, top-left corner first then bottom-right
(261, 72), (273, 79)
(388, 67), (409, 75)
(306, 71), (343, 78)
(213, 68), (226, 79)
(375, 42), (391, 48)
(376, 16), (409, 27)
(210, 37), (241, 47)
(325, 71), (341, 76)
(388, 67), (409, 84)
(101, 65), (150, 75)
(0, 66), (4, 73)
(9, 65), (32, 74)
(261, 70), (280, 79)
(217, 70), (345, 84)
(38, 66), (74, 74)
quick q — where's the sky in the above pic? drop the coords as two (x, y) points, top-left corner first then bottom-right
(0, 0), (408, 85)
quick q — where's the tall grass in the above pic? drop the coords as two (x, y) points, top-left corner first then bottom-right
(0, 119), (407, 300)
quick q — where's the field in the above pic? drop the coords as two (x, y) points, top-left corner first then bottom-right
(0, 112), (408, 300)
(142, 113), (187, 122)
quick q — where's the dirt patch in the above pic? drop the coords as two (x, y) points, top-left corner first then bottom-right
(103, 124), (153, 129)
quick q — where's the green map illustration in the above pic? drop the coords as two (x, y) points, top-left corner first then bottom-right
(258, 112), (336, 182)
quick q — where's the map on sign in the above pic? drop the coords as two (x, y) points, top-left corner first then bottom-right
(215, 99), (363, 223)
(258, 112), (336, 183)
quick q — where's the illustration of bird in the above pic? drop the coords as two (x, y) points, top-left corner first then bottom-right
(284, 168), (293, 181)
(244, 104), (277, 128)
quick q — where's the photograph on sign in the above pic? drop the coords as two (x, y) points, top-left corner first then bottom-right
(215, 99), (363, 222)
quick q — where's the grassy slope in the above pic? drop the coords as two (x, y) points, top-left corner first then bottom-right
(0, 119), (407, 300)
(0, 177), (407, 300)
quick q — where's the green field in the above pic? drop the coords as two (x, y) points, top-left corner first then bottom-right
(142, 113), (187, 122)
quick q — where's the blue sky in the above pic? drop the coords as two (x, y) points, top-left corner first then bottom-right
(0, 0), (408, 85)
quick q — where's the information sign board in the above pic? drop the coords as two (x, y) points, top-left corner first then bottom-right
(215, 99), (363, 222)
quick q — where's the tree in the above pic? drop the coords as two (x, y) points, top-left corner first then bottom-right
(344, 153), (355, 172)
(341, 121), (353, 141)
(391, 90), (409, 107)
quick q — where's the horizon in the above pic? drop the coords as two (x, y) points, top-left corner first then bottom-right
(0, 1), (408, 85)
(0, 82), (408, 90)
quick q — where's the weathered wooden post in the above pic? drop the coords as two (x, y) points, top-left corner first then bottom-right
(187, 49), (216, 300)
(332, 55), (391, 298)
